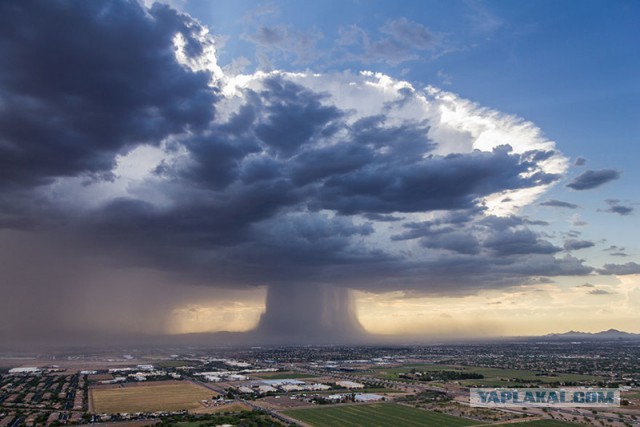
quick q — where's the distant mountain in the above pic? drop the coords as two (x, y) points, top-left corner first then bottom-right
(543, 329), (640, 340)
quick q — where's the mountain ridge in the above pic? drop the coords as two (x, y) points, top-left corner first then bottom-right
(543, 328), (640, 339)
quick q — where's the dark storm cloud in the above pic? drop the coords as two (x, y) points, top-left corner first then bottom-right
(539, 199), (579, 209)
(597, 262), (640, 275)
(484, 228), (561, 256)
(182, 133), (256, 190)
(0, 0), (216, 188)
(93, 179), (302, 251)
(290, 144), (373, 186)
(391, 219), (481, 254)
(317, 146), (558, 215)
(563, 239), (595, 251)
(355, 253), (592, 296)
(349, 115), (434, 161)
(363, 213), (404, 222)
(566, 169), (620, 190)
(419, 232), (481, 255)
(254, 78), (343, 157)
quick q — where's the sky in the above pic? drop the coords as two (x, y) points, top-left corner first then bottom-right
(0, 0), (639, 345)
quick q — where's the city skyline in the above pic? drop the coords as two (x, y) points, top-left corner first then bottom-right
(0, 0), (638, 344)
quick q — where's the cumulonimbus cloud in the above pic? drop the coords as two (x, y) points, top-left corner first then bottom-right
(0, 0), (597, 340)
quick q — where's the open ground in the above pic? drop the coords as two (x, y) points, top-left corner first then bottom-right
(90, 381), (216, 414)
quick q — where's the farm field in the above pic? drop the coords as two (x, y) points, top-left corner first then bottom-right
(370, 364), (602, 386)
(90, 381), (216, 413)
(252, 371), (316, 379)
(282, 403), (481, 427)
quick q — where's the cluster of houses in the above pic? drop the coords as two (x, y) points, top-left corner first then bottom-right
(93, 365), (180, 383)
(324, 393), (385, 403)
(195, 371), (250, 382)
(236, 379), (333, 395)
(231, 378), (384, 401)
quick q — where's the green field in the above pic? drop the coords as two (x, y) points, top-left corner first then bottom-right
(252, 371), (316, 380)
(371, 364), (601, 386)
(283, 403), (481, 427)
(498, 420), (580, 426)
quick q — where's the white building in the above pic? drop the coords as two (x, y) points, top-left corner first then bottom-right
(8, 367), (40, 374)
(326, 394), (344, 401)
(355, 393), (384, 402)
(281, 384), (303, 392)
(224, 360), (251, 368)
(261, 379), (306, 386)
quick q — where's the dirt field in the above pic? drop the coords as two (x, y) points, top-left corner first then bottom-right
(90, 380), (217, 414)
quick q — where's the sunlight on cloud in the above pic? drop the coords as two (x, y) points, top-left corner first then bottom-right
(172, 28), (223, 82)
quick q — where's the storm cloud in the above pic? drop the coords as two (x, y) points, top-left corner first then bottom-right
(0, 0), (216, 188)
(0, 0), (599, 342)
